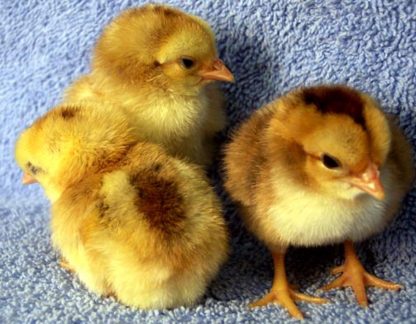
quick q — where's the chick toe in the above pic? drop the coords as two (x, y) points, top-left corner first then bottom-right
(322, 241), (402, 307)
(250, 290), (304, 319)
(364, 273), (402, 290)
(250, 252), (327, 319)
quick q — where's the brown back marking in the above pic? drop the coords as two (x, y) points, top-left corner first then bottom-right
(129, 166), (185, 235)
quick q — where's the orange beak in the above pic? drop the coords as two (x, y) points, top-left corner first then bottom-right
(348, 163), (385, 200)
(22, 173), (37, 185)
(199, 59), (234, 83)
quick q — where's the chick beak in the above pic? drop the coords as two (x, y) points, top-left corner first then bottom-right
(348, 163), (385, 200)
(22, 173), (37, 185)
(199, 59), (234, 82)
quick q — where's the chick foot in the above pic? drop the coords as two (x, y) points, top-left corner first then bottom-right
(322, 240), (402, 306)
(250, 287), (327, 319)
(250, 252), (328, 319)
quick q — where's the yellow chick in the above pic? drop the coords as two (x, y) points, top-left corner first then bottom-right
(224, 85), (414, 319)
(15, 103), (229, 309)
(65, 4), (234, 166)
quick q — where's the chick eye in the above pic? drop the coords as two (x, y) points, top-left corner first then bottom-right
(321, 154), (342, 169)
(180, 57), (195, 69)
(27, 161), (40, 175)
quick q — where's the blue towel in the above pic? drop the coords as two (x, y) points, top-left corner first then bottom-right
(1, 0), (415, 322)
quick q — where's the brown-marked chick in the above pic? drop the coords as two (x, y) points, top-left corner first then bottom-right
(15, 104), (229, 309)
(65, 4), (234, 166)
(224, 85), (414, 319)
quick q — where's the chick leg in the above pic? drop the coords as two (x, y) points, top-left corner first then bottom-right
(250, 251), (328, 319)
(322, 240), (402, 306)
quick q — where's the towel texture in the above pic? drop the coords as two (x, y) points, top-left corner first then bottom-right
(1, 0), (415, 322)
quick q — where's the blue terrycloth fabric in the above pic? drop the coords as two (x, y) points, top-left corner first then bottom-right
(1, 0), (415, 322)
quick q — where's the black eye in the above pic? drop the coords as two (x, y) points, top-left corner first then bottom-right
(27, 161), (40, 175)
(180, 57), (195, 69)
(321, 154), (341, 169)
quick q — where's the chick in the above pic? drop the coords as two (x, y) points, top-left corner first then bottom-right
(224, 85), (414, 318)
(65, 4), (234, 166)
(15, 103), (229, 309)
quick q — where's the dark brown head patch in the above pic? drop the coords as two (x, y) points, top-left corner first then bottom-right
(129, 169), (185, 235)
(60, 106), (80, 120)
(153, 5), (177, 18)
(302, 86), (366, 128)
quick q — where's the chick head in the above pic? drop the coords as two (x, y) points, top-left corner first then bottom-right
(15, 104), (136, 202)
(93, 4), (234, 95)
(272, 85), (391, 201)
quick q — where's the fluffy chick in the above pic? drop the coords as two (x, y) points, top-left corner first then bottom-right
(65, 4), (234, 166)
(15, 104), (229, 309)
(224, 85), (414, 318)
